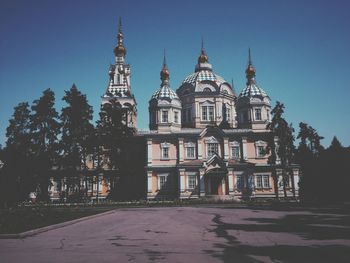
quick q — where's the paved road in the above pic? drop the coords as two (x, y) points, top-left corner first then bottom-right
(1, 206), (350, 262)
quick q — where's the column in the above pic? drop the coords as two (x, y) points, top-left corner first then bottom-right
(199, 168), (205, 197)
(179, 138), (184, 162)
(242, 137), (248, 160)
(293, 168), (300, 196)
(228, 168), (234, 195)
(224, 137), (229, 160)
(147, 138), (152, 165)
(197, 139), (202, 159)
(179, 169), (186, 198)
(147, 171), (153, 194)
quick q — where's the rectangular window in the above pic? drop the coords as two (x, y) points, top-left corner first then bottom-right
(255, 175), (270, 189)
(255, 108), (262, 121)
(201, 106), (214, 121)
(187, 175), (197, 190)
(226, 107), (231, 122)
(236, 175), (244, 189)
(257, 146), (265, 158)
(256, 175), (263, 188)
(161, 147), (169, 159)
(186, 147), (195, 158)
(207, 143), (218, 158)
(231, 146), (240, 159)
(263, 175), (270, 188)
(161, 110), (168, 123)
(159, 175), (168, 190)
(174, 111), (179, 123)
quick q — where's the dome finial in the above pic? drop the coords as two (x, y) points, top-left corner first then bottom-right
(198, 37), (208, 63)
(162, 49), (167, 70)
(246, 48), (256, 83)
(160, 50), (170, 83)
(248, 47), (252, 65)
(114, 17), (127, 57)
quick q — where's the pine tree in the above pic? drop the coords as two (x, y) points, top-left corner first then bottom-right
(96, 100), (135, 200)
(267, 101), (295, 198)
(30, 89), (60, 201)
(1, 102), (34, 205)
(60, 84), (94, 200)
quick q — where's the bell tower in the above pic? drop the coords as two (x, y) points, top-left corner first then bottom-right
(101, 18), (137, 129)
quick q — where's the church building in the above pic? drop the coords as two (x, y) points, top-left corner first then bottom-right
(48, 20), (300, 201)
(104, 20), (300, 200)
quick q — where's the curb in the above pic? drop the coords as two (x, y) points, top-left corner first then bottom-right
(0, 209), (117, 239)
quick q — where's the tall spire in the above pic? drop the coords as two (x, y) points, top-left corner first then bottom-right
(248, 47), (252, 65)
(114, 17), (127, 57)
(246, 48), (256, 84)
(160, 50), (170, 84)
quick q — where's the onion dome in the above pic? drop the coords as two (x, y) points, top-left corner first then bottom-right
(239, 49), (269, 98)
(151, 54), (179, 100)
(181, 41), (231, 88)
(198, 47), (208, 63)
(114, 18), (127, 57)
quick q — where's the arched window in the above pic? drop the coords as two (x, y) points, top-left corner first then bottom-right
(203, 87), (211, 92)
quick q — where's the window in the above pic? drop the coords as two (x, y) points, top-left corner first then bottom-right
(255, 175), (270, 189)
(257, 146), (265, 158)
(203, 87), (211, 92)
(161, 147), (169, 159)
(187, 175), (197, 190)
(207, 143), (218, 158)
(226, 107), (231, 122)
(256, 175), (263, 188)
(158, 175), (168, 190)
(231, 146), (240, 159)
(263, 175), (270, 188)
(255, 141), (267, 158)
(160, 142), (170, 159)
(161, 110), (168, 123)
(267, 109), (270, 121)
(202, 106), (214, 121)
(236, 175), (244, 189)
(174, 111), (179, 123)
(186, 147), (195, 158)
(255, 108), (262, 121)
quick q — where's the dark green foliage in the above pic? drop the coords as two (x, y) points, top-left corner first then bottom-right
(267, 101), (295, 198)
(60, 84), (94, 192)
(30, 89), (60, 201)
(1, 102), (35, 206)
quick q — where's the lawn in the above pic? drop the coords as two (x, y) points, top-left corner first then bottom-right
(0, 205), (116, 234)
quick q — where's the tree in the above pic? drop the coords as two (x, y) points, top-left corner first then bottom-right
(1, 102), (35, 206)
(267, 101), (295, 198)
(295, 122), (324, 202)
(60, 84), (94, 200)
(30, 89), (60, 201)
(96, 100), (135, 200)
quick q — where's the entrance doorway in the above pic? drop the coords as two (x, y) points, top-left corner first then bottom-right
(205, 170), (227, 195)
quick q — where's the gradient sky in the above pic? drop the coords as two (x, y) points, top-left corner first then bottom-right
(1, 0), (349, 147)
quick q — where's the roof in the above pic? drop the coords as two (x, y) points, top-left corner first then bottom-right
(151, 84), (179, 100)
(182, 70), (227, 86)
(239, 82), (268, 98)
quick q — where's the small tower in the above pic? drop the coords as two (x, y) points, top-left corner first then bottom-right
(237, 49), (271, 129)
(101, 18), (137, 129)
(149, 53), (182, 132)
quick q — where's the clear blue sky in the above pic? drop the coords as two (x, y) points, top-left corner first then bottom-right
(1, 0), (349, 147)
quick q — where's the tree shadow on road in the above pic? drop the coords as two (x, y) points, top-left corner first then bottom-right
(205, 212), (350, 263)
